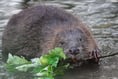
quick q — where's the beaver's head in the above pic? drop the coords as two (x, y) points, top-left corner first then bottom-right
(55, 28), (89, 61)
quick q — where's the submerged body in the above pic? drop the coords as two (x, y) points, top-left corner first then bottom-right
(2, 5), (100, 62)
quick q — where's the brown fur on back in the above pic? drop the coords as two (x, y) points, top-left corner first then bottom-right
(2, 5), (99, 60)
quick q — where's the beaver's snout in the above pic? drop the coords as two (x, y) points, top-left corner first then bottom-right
(69, 47), (80, 56)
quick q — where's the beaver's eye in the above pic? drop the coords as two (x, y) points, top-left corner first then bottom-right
(80, 38), (82, 41)
(60, 41), (65, 45)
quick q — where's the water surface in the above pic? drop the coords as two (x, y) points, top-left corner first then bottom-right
(0, 0), (118, 79)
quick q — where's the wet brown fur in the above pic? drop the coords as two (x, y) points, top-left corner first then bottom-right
(2, 5), (98, 60)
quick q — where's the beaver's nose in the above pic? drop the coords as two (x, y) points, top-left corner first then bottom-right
(69, 47), (80, 55)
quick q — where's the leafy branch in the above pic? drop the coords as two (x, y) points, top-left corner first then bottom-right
(6, 47), (69, 79)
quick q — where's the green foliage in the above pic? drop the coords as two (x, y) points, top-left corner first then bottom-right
(6, 53), (31, 72)
(6, 47), (68, 79)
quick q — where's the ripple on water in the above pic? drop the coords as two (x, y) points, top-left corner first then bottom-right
(0, 0), (118, 79)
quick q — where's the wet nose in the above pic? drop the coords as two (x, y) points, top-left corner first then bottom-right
(69, 47), (80, 55)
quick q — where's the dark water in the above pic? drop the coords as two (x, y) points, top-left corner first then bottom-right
(0, 0), (118, 79)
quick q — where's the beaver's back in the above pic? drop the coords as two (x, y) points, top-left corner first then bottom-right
(2, 5), (100, 62)
(2, 5), (78, 59)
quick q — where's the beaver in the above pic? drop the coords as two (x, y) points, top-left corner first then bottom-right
(2, 5), (100, 63)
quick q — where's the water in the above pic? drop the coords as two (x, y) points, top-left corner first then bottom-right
(0, 0), (118, 79)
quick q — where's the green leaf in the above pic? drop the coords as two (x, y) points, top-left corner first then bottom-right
(49, 57), (59, 67)
(5, 64), (17, 72)
(15, 64), (36, 72)
(49, 48), (66, 59)
(6, 53), (31, 72)
(39, 55), (50, 66)
(7, 53), (30, 65)
(6, 47), (69, 79)
(37, 77), (54, 79)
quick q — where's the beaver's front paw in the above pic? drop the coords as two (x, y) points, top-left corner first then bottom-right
(89, 48), (100, 63)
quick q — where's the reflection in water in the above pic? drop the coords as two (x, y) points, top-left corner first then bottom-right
(56, 63), (100, 79)
(0, 0), (118, 79)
